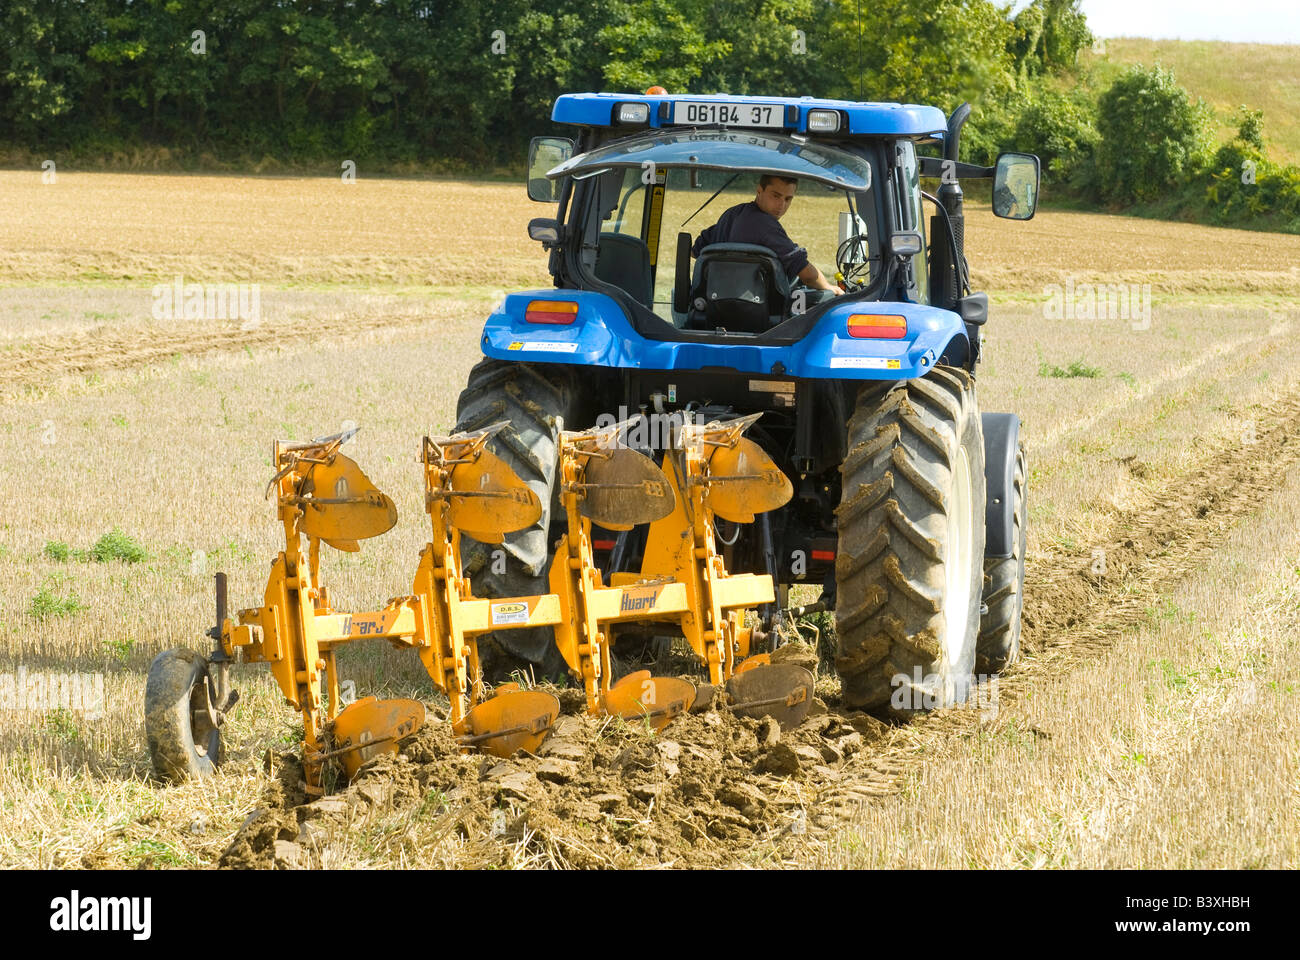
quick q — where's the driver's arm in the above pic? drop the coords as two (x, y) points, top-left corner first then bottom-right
(798, 262), (838, 293)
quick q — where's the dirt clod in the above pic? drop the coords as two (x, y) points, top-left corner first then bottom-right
(536, 758), (579, 783)
(273, 839), (310, 869)
(755, 742), (801, 777)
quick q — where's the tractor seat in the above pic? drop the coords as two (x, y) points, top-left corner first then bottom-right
(685, 243), (793, 333)
(595, 232), (654, 307)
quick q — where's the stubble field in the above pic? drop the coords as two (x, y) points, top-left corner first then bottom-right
(1, 170), (1297, 868)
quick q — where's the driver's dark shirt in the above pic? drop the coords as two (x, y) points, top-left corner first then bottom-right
(691, 201), (810, 279)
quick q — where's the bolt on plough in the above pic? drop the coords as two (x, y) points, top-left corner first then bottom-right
(145, 417), (816, 792)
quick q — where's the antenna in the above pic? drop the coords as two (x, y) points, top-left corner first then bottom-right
(856, 0), (864, 102)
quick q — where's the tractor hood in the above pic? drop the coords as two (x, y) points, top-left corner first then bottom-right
(546, 129), (872, 191)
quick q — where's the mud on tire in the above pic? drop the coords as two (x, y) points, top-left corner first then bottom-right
(453, 359), (585, 680)
(834, 366), (986, 711)
(145, 648), (220, 783)
(976, 442), (1027, 674)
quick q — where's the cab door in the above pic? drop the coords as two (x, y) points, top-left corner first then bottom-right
(892, 140), (929, 304)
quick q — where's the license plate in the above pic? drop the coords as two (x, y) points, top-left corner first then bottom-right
(671, 101), (784, 128)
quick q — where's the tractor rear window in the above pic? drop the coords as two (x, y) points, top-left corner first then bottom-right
(581, 166), (879, 329)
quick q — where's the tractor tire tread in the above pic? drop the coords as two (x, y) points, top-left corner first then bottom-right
(835, 366), (986, 711)
(976, 444), (1027, 675)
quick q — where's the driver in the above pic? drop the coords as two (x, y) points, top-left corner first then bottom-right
(691, 174), (840, 296)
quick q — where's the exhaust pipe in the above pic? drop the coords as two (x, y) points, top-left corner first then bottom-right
(938, 103), (971, 307)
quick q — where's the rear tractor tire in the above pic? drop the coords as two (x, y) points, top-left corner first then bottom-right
(834, 366), (986, 713)
(976, 442), (1027, 675)
(453, 358), (586, 682)
(145, 648), (221, 783)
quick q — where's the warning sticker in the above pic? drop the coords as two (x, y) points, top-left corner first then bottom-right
(491, 601), (530, 625)
(521, 341), (579, 353)
(830, 357), (902, 370)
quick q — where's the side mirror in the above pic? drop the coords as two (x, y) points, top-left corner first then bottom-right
(957, 292), (988, 325)
(528, 218), (561, 245)
(890, 231), (923, 257)
(527, 137), (574, 202)
(992, 152), (1040, 220)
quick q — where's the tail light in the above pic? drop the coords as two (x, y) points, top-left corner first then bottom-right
(847, 314), (907, 339)
(525, 300), (578, 324)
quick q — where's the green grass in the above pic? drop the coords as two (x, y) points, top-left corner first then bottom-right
(102, 636), (136, 664)
(125, 837), (196, 867)
(43, 709), (81, 745)
(28, 578), (86, 620)
(1038, 358), (1104, 379)
(1150, 657), (1198, 692)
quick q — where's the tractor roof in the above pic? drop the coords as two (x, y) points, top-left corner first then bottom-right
(552, 92), (948, 140)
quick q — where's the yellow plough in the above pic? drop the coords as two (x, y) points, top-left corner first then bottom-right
(145, 418), (815, 790)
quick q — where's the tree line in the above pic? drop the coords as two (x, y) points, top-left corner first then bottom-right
(4, 0), (1295, 230)
(0, 0), (1087, 167)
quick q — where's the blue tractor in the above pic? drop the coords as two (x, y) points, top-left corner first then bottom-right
(454, 91), (1037, 713)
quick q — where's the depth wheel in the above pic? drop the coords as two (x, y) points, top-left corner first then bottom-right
(145, 648), (221, 783)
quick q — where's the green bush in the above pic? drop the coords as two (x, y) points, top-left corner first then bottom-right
(1012, 81), (1097, 181)
(29, 581), (85, 620)
(43, 529), (148, 564)
(1093, 64), (1213, 204)
(1235, 106), (1265, 151)
(1204, 139), (1300, 230)
(88, 528), (147, 564)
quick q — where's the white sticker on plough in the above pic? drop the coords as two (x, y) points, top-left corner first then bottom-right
(491, 601), (530, 625)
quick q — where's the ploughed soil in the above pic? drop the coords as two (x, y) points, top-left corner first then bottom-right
(218, 643), (899, 869)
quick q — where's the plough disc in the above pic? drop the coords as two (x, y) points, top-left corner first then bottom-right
(705, 437), (793, 523)
(579, 447), (675, 529)
(602, 670), (696, 732)
(448, 446), (543, 543)
(330, 696), (425, 779)
(733, 653), (771, 675)
(453, 689), (560, 758)
(725, 662), (815, 729)
(298, 453), (398, 543)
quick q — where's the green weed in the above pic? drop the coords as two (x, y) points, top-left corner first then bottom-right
(28, 580), (85, 619)
(1038, 358), (1104, 379)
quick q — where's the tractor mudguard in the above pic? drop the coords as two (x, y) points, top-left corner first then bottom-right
(981, 412), (1021, 559)
(480, 290), (969, 381)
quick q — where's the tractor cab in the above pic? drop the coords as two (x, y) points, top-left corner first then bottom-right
(526, 92), (1038, 342)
